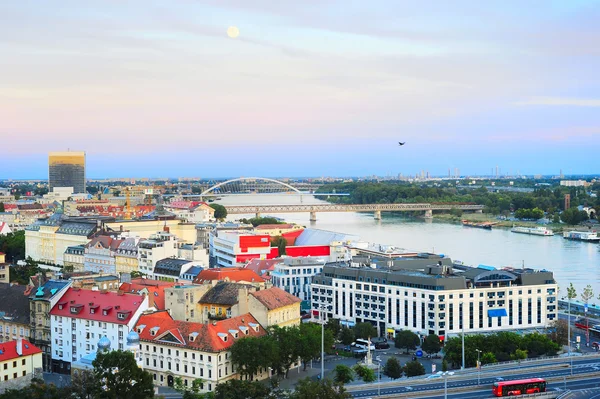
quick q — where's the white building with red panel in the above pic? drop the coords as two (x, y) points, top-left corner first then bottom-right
(49, 287), (149, 374)
(210, 231), (277, 268)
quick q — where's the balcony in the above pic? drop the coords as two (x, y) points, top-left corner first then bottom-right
(207, 312), (228, 321)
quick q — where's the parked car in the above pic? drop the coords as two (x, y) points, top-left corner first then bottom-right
(375, 342), (390, 349)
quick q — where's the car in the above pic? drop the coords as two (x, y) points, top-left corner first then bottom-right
(592, 342), (600, 349)
(426, 374), (442, 379)
(375, 342), (390, 349)
(495, 377), (504, 382)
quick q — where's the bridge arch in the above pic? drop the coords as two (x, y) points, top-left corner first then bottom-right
(200, 177), (303, 197)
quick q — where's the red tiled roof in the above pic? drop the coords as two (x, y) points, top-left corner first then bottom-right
(50, 288), (145, 325)
(193, 267), (265, 284)
(135, 311), (265, 352)
(0, 340), (42, 362)
(119, 279), (176, 310)
(249, 287), (301, 310)
(85, 236), (124, 251)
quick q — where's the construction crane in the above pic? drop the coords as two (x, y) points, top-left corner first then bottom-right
(125, 187), (132, 220)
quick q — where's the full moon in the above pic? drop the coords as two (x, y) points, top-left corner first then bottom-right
(227, 26), (239, 39)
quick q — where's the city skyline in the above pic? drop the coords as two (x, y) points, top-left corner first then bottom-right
(1, 1), (599, 178)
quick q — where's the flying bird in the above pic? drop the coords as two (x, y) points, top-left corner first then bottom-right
(398, 142), (406, 146)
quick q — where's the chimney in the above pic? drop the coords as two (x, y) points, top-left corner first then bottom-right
(163, 225), (170, 233)
(16, 337), (23, 356)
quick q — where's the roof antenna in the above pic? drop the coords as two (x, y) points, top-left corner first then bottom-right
(522, 260), (525, 271)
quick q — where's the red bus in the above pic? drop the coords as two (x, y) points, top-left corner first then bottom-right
(492, 378), (547, 397)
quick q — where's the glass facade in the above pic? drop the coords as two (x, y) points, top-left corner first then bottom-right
(48, 152), (86, 193)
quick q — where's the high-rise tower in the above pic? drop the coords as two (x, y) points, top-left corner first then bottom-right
(48, 151), (86, 193)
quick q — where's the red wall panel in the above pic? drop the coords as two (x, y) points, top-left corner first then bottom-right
(285, 245), (330, 257)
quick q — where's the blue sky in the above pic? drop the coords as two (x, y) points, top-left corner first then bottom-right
(1, 0), (599, 179)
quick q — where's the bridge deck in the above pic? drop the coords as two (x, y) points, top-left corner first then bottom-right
(224, 203), (484, 214)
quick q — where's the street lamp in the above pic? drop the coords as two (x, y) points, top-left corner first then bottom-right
(319, 305), (326, 381)
(440, 371), (455, 399)
(562, 296), (573, 375)
(475, 349), (482, 385)
(376, 360), (381, 397)
(460, 302), (465, 370)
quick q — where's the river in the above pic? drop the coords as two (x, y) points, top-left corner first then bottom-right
(218, 194), (600, 296)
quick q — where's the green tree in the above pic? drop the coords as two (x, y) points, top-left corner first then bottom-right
(174, 377), (207, 399)
(513, 349), (528, 361)
(549, 319), (569, 346)
(290, 378), (351, 399)
(0, 202), (4, 212)
(297, 323), (334, 370)
(272, 236), (287, 256)
(92, 350), (154, 399)
(210, 203), (227, 220)
(325, 318), (342, 339)
(69, 369), (98, 399)
(383, 357), (403, 379)
(441, 359), (448, 372)
(481, 352), (497, 365)
(567, 283), (577, 303)
(0, 378), (69, 399)
(333, 364), (354, 384)
(353, 364), (377, 383)
(403, 360), (426, 377)
(353, 322), (377, 340)
(394, 330), (420, 354)
(213, 379), (273, 399)
(269, 326), (300, 378)
(230, 336), (269, 378)
(339, 327), (355, 346)
(582, 284), (594, 305)
(9, 256), (40, 285)
(422, 334), (441, 356)
(0, 230), (25, 262)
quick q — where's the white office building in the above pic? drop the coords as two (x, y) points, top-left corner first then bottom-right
(310, 257), (558, 340)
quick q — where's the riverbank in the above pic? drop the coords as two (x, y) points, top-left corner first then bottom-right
(433, 213), (572, 233)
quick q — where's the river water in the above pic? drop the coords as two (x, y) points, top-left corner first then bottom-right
(219, 194), (600, 296)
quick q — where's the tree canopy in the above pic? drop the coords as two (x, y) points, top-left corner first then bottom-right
(92, 350), (154, 399)
(0, 230), (25, 262)
(422, 334), (441, 355)
(210, 203), (227, 220)
(353, 322), (377, 340)
(383, 357), (403, 379)
(394, 330), (420, 354)
(290, 378), (351, 399)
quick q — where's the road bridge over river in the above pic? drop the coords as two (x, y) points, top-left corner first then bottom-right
(224, 203), (484, 221)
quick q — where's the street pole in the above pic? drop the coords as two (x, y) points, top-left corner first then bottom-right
(568, 299), (572, 375)
(321, 306), (325, 381)
(444, 373), (448, 399)
(378, 362), (381, 397)
(476, 349), (481, 386)
(461, 305), (465, 370)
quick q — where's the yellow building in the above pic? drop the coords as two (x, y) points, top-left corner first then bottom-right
(115, 237), (140, 275)
(248, 287), (301, 328)
(197, 282), (253, 322)
(0, 253), (8, 284)
(0, 339), (43, 388)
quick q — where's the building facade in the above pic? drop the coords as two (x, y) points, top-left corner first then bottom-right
(0, 283), (31, 344)
(49, 288), (149, 373)
(310, 260), (558, 340)
(83, 235), (124, 274)
(248, 287), (302, 328)
(28, 280), (71, 371)
(271, 257), (325, 302)
(210, 231), (277, 268)
(138, 232), (179, 276)
(63, 245), (85, 272)
(135, 311), (268, 392)
(0, 339), (42, 392)
(48, 151), (86, 194)
(115, 237), (140, 276)
(0, 252), (8, 284)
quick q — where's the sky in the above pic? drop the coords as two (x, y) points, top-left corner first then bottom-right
(1, 0), (600, 179)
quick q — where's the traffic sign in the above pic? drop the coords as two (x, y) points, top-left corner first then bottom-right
(415, 350), (423, 357)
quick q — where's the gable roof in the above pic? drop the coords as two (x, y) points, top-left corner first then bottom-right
(199, 282), (250, 306)
(135, 311), (265, 353)
(193, 267), (264, 284)
(49, 288), (145, 324)
(29, 280), (70, 300)
(85, 235), (124, 251)
(0, 340), (42, 362)
(0, 283), (31, 325)
(249, 287), (301, 310)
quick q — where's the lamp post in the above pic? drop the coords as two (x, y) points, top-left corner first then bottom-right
(563, 296), (573, 375)
(377, 360), (381, 397)
(320, 305), (326, 381)
(440, 371), (455, 399)
(475, 349), (482, 386)
(460, 302), (465, 370)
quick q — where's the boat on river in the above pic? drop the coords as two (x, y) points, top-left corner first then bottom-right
(563, 231), (600, 242)
(511, 226), (554, 236)
(462, 220), (494, 230)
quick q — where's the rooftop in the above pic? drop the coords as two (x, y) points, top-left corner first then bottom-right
(0, 340), (42, 362)
(50, 288), (146, 324)
(154, 258), (192, 277)
(135, 311), (266, 353)
(0, 283), (31, 325)
(199, 282), (251, 306)
(250, 287), (301, 310)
